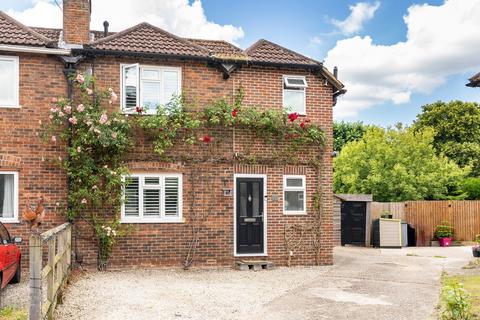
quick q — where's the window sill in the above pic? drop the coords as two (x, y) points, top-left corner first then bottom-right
(283, 212), (307, 216)
(121, 218), (184, 224)
(0, 105), (21, 109)
(0, 219), (20, 224)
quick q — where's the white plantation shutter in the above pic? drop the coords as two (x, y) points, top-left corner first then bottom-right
(164, 177), (179, 217)
(122, 174), (182, 222)
(163, 70), (179, 104)
(122, 63), (139, 112)
(124, 177), (139, 217)
(143, 189), (161, 217)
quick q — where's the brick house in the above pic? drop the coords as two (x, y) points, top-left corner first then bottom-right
(0, 0), (344, 268)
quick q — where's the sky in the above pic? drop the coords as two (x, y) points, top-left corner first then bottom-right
(2, 0), (480, 126)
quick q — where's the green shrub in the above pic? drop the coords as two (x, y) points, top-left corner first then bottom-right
(463, 177), (480, 200)
(435, 221), (454, 239)
(441, 282), (473, 320)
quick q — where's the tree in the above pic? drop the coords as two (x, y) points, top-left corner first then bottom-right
(333, 121), (367, 152)
(333, 126), (468, 202)
(463, 177), (480, 200)
(414, 100), (480, 176)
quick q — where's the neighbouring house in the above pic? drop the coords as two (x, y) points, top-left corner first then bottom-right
(0, 0), (345, 268)
(467, 72), (480, 87)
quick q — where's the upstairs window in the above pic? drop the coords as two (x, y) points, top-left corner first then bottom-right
(283, 175), (306, 215)
(122, 173), (183, 223)
(121, 64), (181, 114)
(0, 56), (19, 108)
(283, 75), (307, 115)
(0, 172), (19, 223)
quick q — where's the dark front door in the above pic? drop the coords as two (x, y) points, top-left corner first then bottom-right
(341, 201), (366, 246)
(236, 178), (264, 254)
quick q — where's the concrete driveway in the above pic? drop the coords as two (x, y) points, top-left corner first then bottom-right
(254, 246), (472, 320)
(55, 246), (472, 320)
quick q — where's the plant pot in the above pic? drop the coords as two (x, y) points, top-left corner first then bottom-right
(473, 247), (480, 258)
(438, 237), (452, 247)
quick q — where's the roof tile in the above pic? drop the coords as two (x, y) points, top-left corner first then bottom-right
(0, 11), (54, 47)
(244, 39), (320, 66)
(88, 22), (209, 57)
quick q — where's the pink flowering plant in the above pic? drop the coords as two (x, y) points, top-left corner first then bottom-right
(44, 73), (131, 270)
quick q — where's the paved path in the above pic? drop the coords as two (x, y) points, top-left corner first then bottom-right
(55, 246), (473, 320)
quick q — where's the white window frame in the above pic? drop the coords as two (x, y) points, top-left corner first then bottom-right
(282, 75), (307, 115)
(0, 56), (20, 108)
(0, 171), (19, 223)
(120, 64), (182, 115)
(121, 173), (183, 223)
(283, 175), (307, 215)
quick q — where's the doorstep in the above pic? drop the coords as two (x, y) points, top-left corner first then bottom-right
(235, 260), (275, 271)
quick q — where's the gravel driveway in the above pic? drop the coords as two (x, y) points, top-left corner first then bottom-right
(54, 246), (472, 320)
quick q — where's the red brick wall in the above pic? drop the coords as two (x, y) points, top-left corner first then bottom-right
(1, 52), (334, 269)
(0, 53), (68, 269)
(63, 0), (91, 44)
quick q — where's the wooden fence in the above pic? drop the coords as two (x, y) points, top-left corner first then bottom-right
(370, 201), (480, 246)
(29, 223), (72, 320)
(371, 202), (406, 221)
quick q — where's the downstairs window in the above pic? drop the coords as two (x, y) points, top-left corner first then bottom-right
(283, 175), (306, 215)
(0, 172), (19, 223)
(122, 173), (183, 223)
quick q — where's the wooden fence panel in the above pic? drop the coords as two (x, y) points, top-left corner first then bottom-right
(29, 223), (72, 320)
(402, 201), (480, 246)
(451, 201), (480, 242)
(371, 202), (405, 221)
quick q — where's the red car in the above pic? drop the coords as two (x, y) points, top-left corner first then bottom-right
(0, 222), (22, 289)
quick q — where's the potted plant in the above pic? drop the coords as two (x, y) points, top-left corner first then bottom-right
(472, 234), (480, 257)
(381, 211), (393, 219)
(434, 221), (454, 247)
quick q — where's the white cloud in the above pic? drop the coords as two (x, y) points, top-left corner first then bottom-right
(6, 0), (244, 43)
(331, 1), (380, 35)
(325, 0), (480, 119)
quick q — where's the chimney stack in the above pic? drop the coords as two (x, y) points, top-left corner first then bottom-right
(63, 0), (91, 45)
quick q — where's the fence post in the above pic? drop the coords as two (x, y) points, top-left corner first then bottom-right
(29, 233), (42, 320)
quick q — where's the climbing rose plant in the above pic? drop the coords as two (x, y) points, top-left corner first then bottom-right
(138, 88), (327, 156)
(44, 73), (131, 270)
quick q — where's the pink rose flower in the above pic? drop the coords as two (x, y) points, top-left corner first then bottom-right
(77, 146), (81, 153)
(76, 73), (85, 84)
(110, 91), (118, 102)
(58, 111), (64, 117)
(111, 132), (117, 139)
(50, 107), (58, 113)
(51, 97), (58, 103)
(99, 113), (108, 124)
(68, 116), (77, 125)
(64, 105), (72, 114)
(77, 104), (85, 112)
(86, 88), (93, 95)
(51, 135), (56, 142)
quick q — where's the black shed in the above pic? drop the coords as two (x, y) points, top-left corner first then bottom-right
(334, 194), (373, 246)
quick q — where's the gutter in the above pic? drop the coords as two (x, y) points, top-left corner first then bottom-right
(74, 48), (211, 62)
(333, 89), (347, 106)
(0, 44), (70, 55)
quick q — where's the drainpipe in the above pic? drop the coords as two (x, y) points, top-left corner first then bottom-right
(58, 55), (84, 266)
